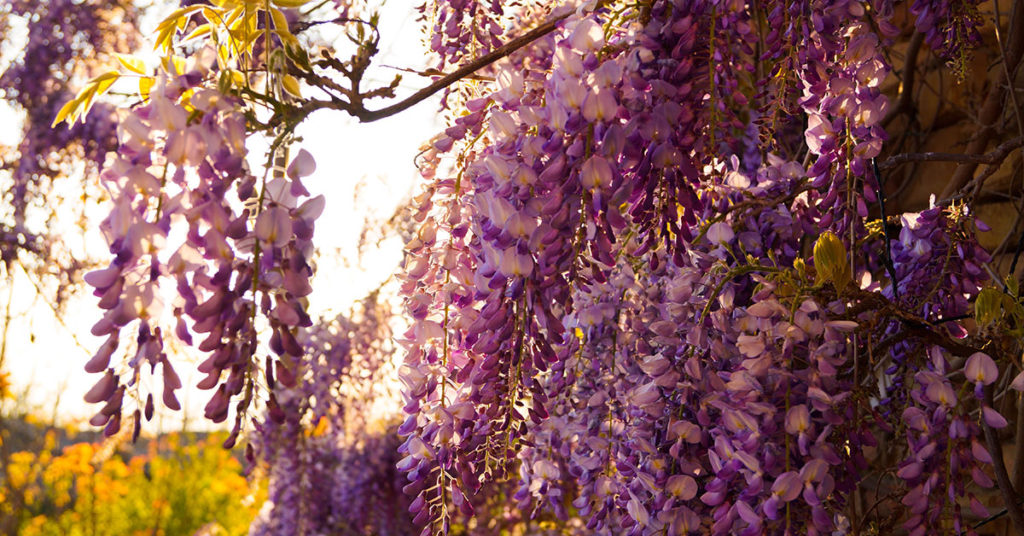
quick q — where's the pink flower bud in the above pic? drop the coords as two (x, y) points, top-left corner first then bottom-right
(925, 381), (956, 407)
(582, 88), (617, 122)
(785, 404), (811, 435)
(580, 155), (613, 191)
(85, 335), (118, 373)
(772, 471), (803, 502)
(630, 382), (662, 406)
(666, 475), (697, 500)
(896, 461), (922, 479)
(983, 406), (1008, 428)
(964, 352), (998, 385)
(286, 148), (316, 179)
(736, 334), (765, 357)
(971, 439), (993, 464)
(204, 385), (230, 422)
(483, 155), (511, 184)
(499, 247), (533, 278)
(626, 495), (649, 526)
(162, 384), (181, 411)
(568, 19), (603, 52)
(706, 222), (734, 245)
(85, 265), (120, 289)
(296, 195), (325, 223)
(85, 370), (117, 404)
(255, 206), (293, 247)
(1012, 369), (1024, 391)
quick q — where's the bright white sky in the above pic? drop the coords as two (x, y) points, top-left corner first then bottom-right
(2, 0), (442, 431)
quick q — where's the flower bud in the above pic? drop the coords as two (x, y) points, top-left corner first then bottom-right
(813, 231), (850, 290)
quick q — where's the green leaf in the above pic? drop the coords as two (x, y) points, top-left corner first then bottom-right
(1006, 274), (1020, 298)
(975, 287), (1003, 328)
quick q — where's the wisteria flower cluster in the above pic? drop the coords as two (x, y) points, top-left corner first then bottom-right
(396, 0), (1014, 534)
(82, 46), (324, 447)
(251, 294), (416, 536)
(41, 0), (1024, 534)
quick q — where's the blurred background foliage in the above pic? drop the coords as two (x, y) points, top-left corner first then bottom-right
(0, 423), (264, 536)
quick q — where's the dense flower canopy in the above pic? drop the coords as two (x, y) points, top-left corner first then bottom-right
(5, 0), (1024, 534)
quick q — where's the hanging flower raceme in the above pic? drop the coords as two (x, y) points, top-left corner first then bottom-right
(82, 47), (324, 447)
(799, 13), (891, 237)
(907, 0), (983, 73)
(252, 296), (414, 536)
(426, 0), (507, 70)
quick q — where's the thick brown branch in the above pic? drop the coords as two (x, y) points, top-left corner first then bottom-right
(841, 288), (984, 358)
(882, 31), (924, 129)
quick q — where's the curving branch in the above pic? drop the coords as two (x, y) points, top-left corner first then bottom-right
(882, 31), (924, 129)
(289, 8), (575, 124)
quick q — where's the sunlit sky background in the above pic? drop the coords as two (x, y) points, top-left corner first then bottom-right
(2, 0), (442, 431)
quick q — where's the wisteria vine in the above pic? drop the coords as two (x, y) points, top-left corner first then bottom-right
(27, 0), (1024, 534)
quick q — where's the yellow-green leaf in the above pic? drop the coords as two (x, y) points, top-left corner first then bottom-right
(154, 24), (176, 52)
(217, 44), (231, 67)
(89, 70), (120, 84)
(139, 76), (155, 100)
(975, 287), (1003, 327)
(163, 55), (187, 75)
(114, 54), (146, 75)
(51, 97), (80, 127)
(281, 74), (302, 97)
(180, 88), (197, 112)
(221, 6), (243, 27)
(272, 0), (314, 7)
(74, 85), (99, 124)
(270, 8), (299, 47)
(153, 5), (203, 51)
(813, 231), (850, 291)
(90, 72), (120, 105)
(183, 23), (213, 42)
(155, 7), (188, 30)
(226, 68), (246, 87)
(65, 71), (121, 125)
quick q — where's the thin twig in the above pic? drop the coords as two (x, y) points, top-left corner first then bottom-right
(1014, 388), (1024, 493)
(0, 272), (14, 373)
(882, 32), (924, 129)
(879, 136), (1024, 170)
(14, 260), (93, 356)
(1009, 223), (1024, 278)
(974, 495), (1024, 529)
(873, 158), (901, 301)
